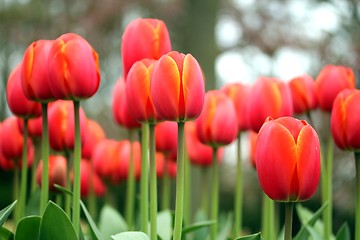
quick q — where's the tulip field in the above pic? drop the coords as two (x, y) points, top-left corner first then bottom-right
(0, 17), (359, 240)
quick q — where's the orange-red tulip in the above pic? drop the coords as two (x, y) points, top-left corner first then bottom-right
(248, 131), (258, 169)
(18, 116), (42, 138)
(248, 77), (293, 133)
(82, 119), (106, 159)
(48, 100), (87, 152)
(195, 90), (238, 147)
(185, 121), (223, 166)
(288, 74), (317, 114)
(112, 77), (141, 129)
(330, 89), (360, 150)
(256, 116), (320, 201)
(222, 83), (250, 133)
(7, 64), (41, 118)
(126, 59), (159, 123)
(114, 140), (142, 182)
(151, 51), (205, 122)
(36, 155), (67, 192)
(121, 18), (171, 79)
(156, 152), (177, 178)
(79, 159), (106, 198)
(21, 39), (55, 102)
(315, 65), (355, 112)
(155, 121), (177, 156)
(48, 33), (100, 100)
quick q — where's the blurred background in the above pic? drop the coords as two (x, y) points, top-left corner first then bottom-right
(0, 0), (359, 236)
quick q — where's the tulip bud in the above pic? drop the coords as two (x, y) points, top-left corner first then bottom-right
(36, 155), (67, 192)
(79, 159), (106, 198)
(288, 74), (317, 114)
(82, 119), (106, 159)
(155, 121), (178, 156)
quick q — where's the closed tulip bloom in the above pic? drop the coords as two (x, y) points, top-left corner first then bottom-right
(256, 116), (320, 202)
(315, 65), (355, 112)
(330, 89), (360, 150)
(222, 83), (250, 132)
(156, 153), (178, 178)
(82, 119), (106, 159)
(151, 51), (205, 122)
(195, 91), (238, 147)
(248, 131), (258, 169)
(155, 121), (178, 156)
(79, 159), (106, 198)
(248, 77), (293, 133)
(288, 74), (317, 114)
(18, 117), (42, 138)
(126, 59), (159, 123)
(7, 65), (41, 118)
(36, 155), (67, 192)
(48, 33), (100, 100)
(48, 100), (87, 152)
(21, 40), (55, 102)
(112, 77), (141, 129)
(121, 18), (171, 79)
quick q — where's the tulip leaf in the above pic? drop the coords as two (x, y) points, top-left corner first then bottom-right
(53, 184), (73, 196)
(38, 201), (77, 240)
(233, 232), (262, 240)
(336, 222), (350, 240)
(80, 200), (104, 240)
(14, 216), (41, 240)
(25, 189), (40, 216)
(217, 212), (233, 240)
(0, 200), (17, 227)
(156, 210), (172, 240)
(99, 205), (128, 240)
(192, 209), (209, 240)
(305, 225), (323, 240)
(182, 220), (215, 236)
(0, 227), (14, 240)
(111, 231), (149, 240)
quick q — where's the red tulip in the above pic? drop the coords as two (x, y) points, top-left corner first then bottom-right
(248, 131), (258, 169)
(156, 153), (177, 178)
(185, 121), (223, 166)
(126, 59), (159, 123)
(48, 100), (87, 152)
(121, 18), (171, 79)
(256, 116), (320, 201)
(330, 89), (360, 150)
(82, 119), (106, 159)
(18, 116), (42, 138)
(151, 51), (205, 122)
(315, 65), (355, 112)
(79, 159), (106, 198)
(48, 33), (100, 100)
(222, 83), (250, 132)
(195, 90), (238, 147)
(155, 121), (178, 156)
(7, 64), (41, 118)
(248, 77), (293, 133)
(36, 155), (67, 191)
(112, 77), (141, 129)
(167, 158), (177, 178)
(288, 74), (317, 114)
(21, 39), (55, 102)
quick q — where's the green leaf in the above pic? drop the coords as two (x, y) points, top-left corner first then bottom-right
(0, 227), (14, 240)
(305, 225), (323, 240)
(182, 220), (215, 236)
(99, 205), (128, 240)
(192, 209), (209, 240)
(111, 231), (149, 240)
(156, 210), (172, 240)
(0, 201), (17, 227)
(217, 213), (233, 240)
(336, 222), (350, 240)
(14, 216), (41, 240)
(80, 200), (104, 240)
(38, 201), (77, 240)
(53, 184), (73, 196)
(234, 232), (262, 240)
(25, 189), (40, 216)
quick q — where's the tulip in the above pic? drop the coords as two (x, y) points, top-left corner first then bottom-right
(18, 117), (42, 138)
(288, 74), (317, 115)
(151, 50), (205, 240)
(155, 121), (178, 157)
(77, 159), (106, 198)
(36, 155), (67, 192)
(256, 116), (320, 240)
(248, 131), (258, 169)
(81, 119), (106, 159)
(315, 65), (355, 112)
(248, 77), (293, 133)
(121, 18), (171, 79)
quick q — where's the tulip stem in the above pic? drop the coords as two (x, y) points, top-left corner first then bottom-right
(234, 134), (243, 236)
(19, 118), (28, 221)
(40, 103), (49, 214)
(72, 100), (81, 237)
(323, 136), (333, 240)
(140, 123), (149, 234)
(184, 153), (191, 226)
(173, 121), (185, 240)
(13, 165), (20, 223)
(125, 130), (136, 230)
(201, 167), (209, 215)
(210, 147), (219, 240)
(354, 152), (360, 240)
(262, 193), (275, 239)
(161, 158), (170, 210)
(64, 150), (72, 217)
(31, 138), (40, 193)
(88, 158), (97, 220)
(149, 123), (158, 240)
(284, 202), (294, 240)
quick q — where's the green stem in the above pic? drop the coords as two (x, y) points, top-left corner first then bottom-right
(184, 153), (191, 226)
(201, 167), (209, 215)
(269, 199), (275, 240)
(140, 123), (149, 234)
(40, 103), (49, 214)
(13, 166), (20, 223)
(149, 123), (158, 240)
(324, 136), (333, 240)
(354, 152), (360, 240)
(31, 138), (40, 193)
(125, 130), (136, 230)
(173, 121), (185, 240)
(210, 147), (219, 240)
(88, 157), (97, 221)
(19, 118), (29, 220)
(262, 193), (274, 239)
(64, 150), (71, 217)
(161, 158), (170, 210)
(234, 134), (243, 236)
(284, 202), (294, 240)
(72, 100), (81, 237)
(261, 193), (268, 239)
(56, 193), (63, 207)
